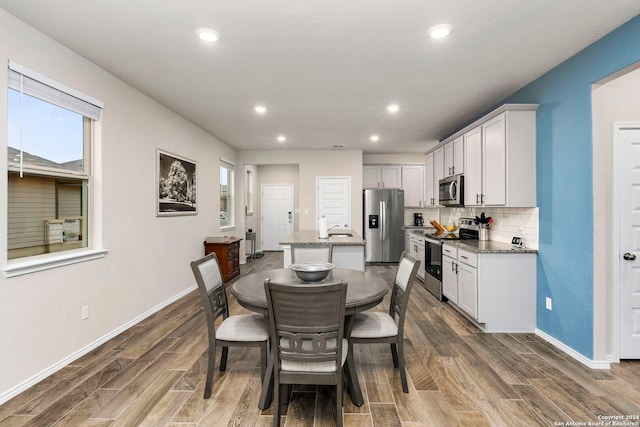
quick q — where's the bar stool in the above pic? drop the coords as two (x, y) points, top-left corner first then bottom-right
(246, 231), (256, 261)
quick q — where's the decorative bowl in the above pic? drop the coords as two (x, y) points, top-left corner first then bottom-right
(289, 262), (335, 282)
(444, 223), (458, 232)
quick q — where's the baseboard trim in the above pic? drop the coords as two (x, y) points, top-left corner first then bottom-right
(535, 328), (611, 370)
(0, 285), (197, 405)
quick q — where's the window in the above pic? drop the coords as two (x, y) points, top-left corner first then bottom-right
(6, 61), (102, 262)
(220, 160), (234, 228)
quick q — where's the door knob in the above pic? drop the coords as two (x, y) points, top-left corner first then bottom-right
(623, 252), (636, 261)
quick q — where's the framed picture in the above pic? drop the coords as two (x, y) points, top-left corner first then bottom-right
(157, 149), (197, 216)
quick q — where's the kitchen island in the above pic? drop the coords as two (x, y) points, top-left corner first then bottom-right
(279, 230), (366, 271)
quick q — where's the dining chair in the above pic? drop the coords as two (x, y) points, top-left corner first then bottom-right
(264, 278), (348, 427)
(191, 253), (269, 399)
(348, 251), (420, 393)
(290, 243), (332, 264)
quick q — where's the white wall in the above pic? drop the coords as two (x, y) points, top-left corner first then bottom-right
(592, 63), (640, 360)
(239, 150), (363, 232)
(0, 10), (236, 400)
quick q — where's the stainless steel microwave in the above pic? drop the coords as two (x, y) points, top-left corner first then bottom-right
(438, 175), (464, 207)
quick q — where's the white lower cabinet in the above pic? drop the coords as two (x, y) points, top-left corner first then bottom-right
(442, 244), (536, 332)
(409, 230), (425, 281)
(442, 249), (458, 303)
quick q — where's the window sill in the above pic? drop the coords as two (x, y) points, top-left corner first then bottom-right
(3, 248), (109, 278)
(220, 225), (236, 232)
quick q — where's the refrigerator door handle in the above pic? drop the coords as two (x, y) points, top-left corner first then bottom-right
(380, 201), (386, 240)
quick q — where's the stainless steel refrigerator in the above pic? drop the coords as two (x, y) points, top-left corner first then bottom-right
(363, 188), (405, 263)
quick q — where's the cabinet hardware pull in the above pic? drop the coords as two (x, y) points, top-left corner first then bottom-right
(476, 194), (480, 204)
(624, 252), (636, 261)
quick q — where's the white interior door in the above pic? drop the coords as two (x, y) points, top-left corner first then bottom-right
(261, 184), (294, 251)
(617, 123), (640, 358)
(317, 177), (351, 230)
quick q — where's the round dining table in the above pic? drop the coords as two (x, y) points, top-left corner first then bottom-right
(232, 267), (388, 409)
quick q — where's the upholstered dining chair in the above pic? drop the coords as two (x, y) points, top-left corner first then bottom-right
(348, 251), (420, 393)
(290, 243), (332, 264)
(264, 278), (348, 427)
(191, 253), (269, 399)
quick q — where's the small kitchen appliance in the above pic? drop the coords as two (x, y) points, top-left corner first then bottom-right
(422, 217), (479, 301)
(413, 213), (424, 226)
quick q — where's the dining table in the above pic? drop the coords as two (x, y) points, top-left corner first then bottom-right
(231, 267), (388, 409)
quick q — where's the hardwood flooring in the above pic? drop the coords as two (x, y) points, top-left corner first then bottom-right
(2, 251), (640, 426)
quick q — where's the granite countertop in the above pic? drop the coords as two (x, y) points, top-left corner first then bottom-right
(442, 239), (538, 254)
(279, 229), (366, 246)
(403, 226), (436, 232)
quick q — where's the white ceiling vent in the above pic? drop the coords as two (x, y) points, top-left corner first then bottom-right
(332, 144), (346, 149)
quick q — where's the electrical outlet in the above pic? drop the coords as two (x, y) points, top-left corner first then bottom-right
(82, 305), (90, 320)
(545, 297), (552, 311)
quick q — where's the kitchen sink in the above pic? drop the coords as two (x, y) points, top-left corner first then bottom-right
(329, 232), (353, 238)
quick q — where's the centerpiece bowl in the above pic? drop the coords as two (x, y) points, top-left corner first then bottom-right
(289, 262), (335, 282)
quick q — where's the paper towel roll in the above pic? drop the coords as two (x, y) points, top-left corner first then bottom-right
(319, 215), (329, 239)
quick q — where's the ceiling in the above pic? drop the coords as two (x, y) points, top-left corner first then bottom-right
(2, 1), (640, 154)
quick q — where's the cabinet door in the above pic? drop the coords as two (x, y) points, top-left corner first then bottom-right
(444, 142), (454, 177)
(433, 147), (445, 204)
(453, 136), (464, 176)
(442, 255), (457, 303)
(425, 153), (435, 206)
(416, 245), (425, 280)
(363, 166), (380, 188)
(464, 126), (482, 206)
(381, 166), (401, 188)
(401, 165), (425, 207)
(457, 262), (477, 319)
(482, 113), (506, 205)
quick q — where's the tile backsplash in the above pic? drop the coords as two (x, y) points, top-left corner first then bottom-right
(405, 206), (539, 250)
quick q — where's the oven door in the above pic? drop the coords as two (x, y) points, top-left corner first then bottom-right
(424, 237), (442, 281)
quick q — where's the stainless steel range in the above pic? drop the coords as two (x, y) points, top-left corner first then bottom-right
(422, 217), (479, 301)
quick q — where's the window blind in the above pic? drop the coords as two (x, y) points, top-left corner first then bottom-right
(8, 60), (103, 120)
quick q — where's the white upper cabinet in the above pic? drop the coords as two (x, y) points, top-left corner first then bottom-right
(435, 104), (537, 207)
(401, 165), (425, 207)
(444, 136), (464, 177)
(363, 165), (401, 189)
(425, 152), (436, 206)
(425, 149), (444, 206)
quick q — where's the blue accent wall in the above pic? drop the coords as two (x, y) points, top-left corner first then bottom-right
(498, 15), (640, 358)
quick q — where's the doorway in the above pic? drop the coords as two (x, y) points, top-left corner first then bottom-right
(261, 184), (294, 251)
(613, 123), (640, 359)
(316, 177), (351, 230)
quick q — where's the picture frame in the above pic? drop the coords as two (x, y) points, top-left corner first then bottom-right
(156, 149), (197, 216)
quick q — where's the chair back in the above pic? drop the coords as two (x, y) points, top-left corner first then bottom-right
(264, 279), (347, 373)
(291, 243), (332, 264)
(389, 251), (420, 331)
(191, 253), (229, 333)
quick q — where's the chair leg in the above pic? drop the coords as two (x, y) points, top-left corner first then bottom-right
(390, 342), (399, 368)
(204, 340), (216, 399)
(336, 378), (344, 427)
(259, 342), (267, 381)
(273, 381), (281, 427)
(220, 346), (229, 372)
(397, 340), (408, 393)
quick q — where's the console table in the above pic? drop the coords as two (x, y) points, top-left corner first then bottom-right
(203, 236), (242, 282)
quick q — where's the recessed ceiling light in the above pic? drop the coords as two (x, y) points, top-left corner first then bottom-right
(196, 28), (219, 43)
(429, 24), (452, 39)
(387, 104), (399, 114)
(254, 105), (267, 114)
(370, 135), (380, 142)
(277, 135), (286, 142)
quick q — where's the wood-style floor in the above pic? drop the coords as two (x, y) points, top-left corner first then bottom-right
(2, 251), (640, 426)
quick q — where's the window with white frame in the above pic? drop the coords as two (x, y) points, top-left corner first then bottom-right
(220, 160), (234, 228)
(6, 61), (103, 260)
